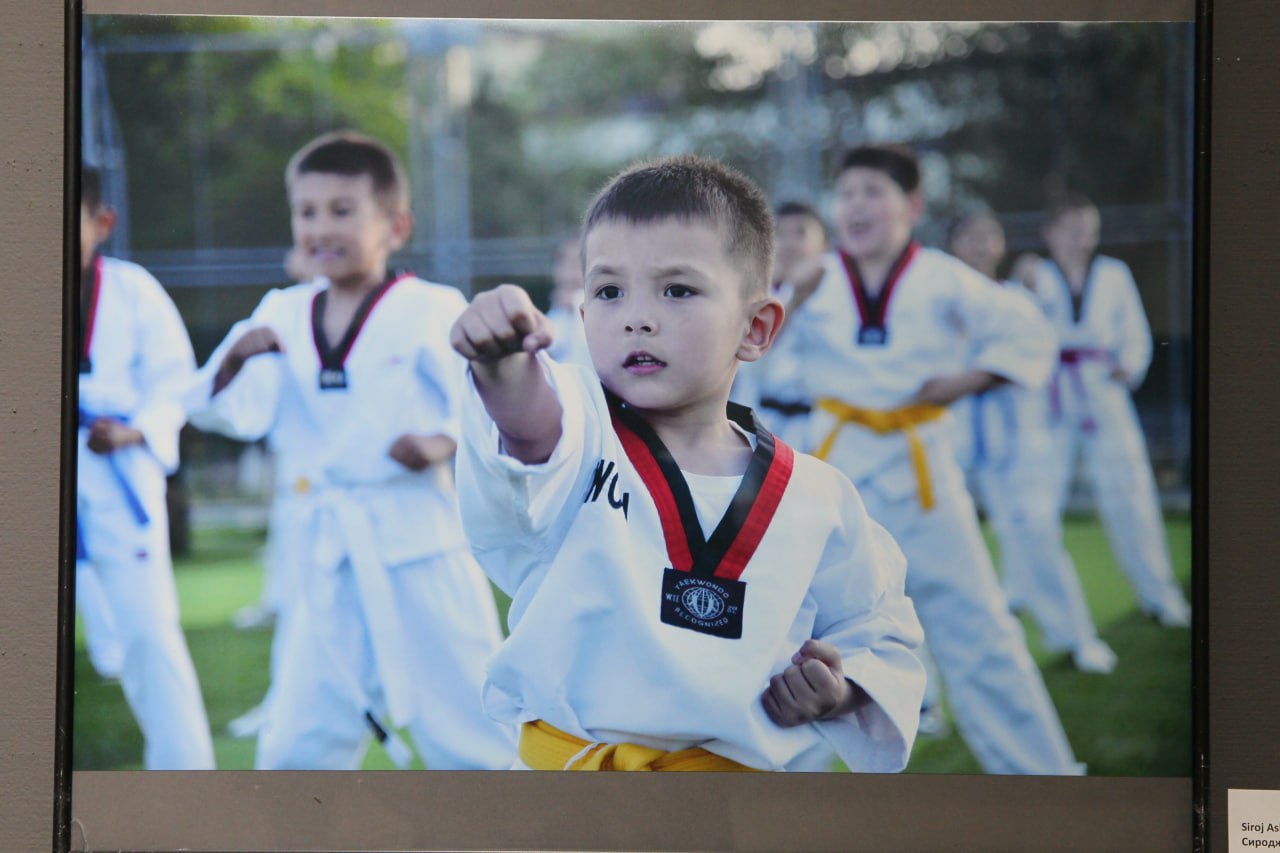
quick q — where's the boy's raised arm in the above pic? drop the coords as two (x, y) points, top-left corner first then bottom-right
(450, 284), (563, 464)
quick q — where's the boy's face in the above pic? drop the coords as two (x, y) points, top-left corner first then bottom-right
(949, 215), (1006, 278)
(833, 167), (923, 266)
(774, 214), (826, 282)
(80, 202), (115, 273)
(581, 217), (771, 417)
(288, 172), (409, 287)
(1043, 206), (1101, 267)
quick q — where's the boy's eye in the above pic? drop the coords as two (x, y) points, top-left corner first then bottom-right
(664, 284), (695, 298)
(595, 284), (622, 300)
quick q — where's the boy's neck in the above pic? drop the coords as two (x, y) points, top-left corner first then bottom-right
(1052, 254), (1093, 292)
(329, 266), (390, 298)
(842, 240), (911, 296)
(636, 400), (753, 477)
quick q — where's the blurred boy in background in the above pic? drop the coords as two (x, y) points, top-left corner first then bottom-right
(77, 164), (216, 769)
(1037, 194), (1191, 628)
(185, 130), (516, 770)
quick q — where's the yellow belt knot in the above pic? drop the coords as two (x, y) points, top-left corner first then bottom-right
(813, 398), (947, 510)
(518, 720), (760, 772)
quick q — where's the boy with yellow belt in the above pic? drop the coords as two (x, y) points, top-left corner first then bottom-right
(785, 146), (1082, 774)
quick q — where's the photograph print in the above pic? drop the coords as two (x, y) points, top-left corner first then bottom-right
(72, 13), (1196, 779)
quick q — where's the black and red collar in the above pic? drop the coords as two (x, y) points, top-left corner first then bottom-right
(606, 393), (794, 581)
(311, 271), (410, 371)
(838, 241), (919, 336)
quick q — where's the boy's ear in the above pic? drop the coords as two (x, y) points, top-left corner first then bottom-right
(387, 210), (414, 252)
(737, 296), (785, 363)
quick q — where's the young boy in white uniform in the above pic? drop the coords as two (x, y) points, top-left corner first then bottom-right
(785, 146), (1083, 775)
(451, 155), (925, 773)
(947, 210), (1116, 674)
(185, 131), (516, 770)
(76, 165), (216, 769)
(732, 201), (825, 450)
(1038, 194), (1191, 628)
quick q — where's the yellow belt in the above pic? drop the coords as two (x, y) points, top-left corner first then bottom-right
(518, 720), (761, 772)
(813, 398), (947, 510)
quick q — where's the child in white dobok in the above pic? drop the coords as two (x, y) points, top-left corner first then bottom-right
(452, 155), (926, 773)
(76, 164), (215, 769)
(186, 131), (516, 770)
(1037, 194), (1191, 629)
(784, 146), (1083, 775)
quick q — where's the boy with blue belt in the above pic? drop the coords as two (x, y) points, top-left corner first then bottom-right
(76, 165), (215, 769)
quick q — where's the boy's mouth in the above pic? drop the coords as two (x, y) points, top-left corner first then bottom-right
(623, 351), (666, 374)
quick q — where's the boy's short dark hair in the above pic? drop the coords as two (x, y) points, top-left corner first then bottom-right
(1043, 192), (1098, 226)
(838, 145), (921, 194)
(775, 200), (825, 230)
(81, 164), (105, 212)
(581, 154), (774, 297)
(285, 130), (409, 217)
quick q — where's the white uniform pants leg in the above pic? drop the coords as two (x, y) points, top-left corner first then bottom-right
(980, 467), (1104, 655)
(82, 500), (215, 770)
(394, 549), (517, 770)
(1083, 393), (1188, 620)
(76, 560), (125, 679)
(255, 564), (377, 770)
(861, 467), (1082, 776)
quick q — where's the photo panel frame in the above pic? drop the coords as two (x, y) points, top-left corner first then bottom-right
(5, 0), (1277, 850)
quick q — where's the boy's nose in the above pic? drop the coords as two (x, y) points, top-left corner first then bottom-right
(624, 318), (656, 334)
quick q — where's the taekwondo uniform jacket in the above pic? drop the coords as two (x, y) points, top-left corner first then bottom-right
(78, 255), (195, 543)
(1038, 255), (1153, 430)
(77, 254), (215, 770)
(950, 281), (1060, 475)
(791, 244), (1057, 497)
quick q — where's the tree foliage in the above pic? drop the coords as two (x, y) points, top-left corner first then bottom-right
(89, 17), (1190, 252)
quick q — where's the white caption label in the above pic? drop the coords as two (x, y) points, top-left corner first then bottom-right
(1231, 790), (1280, 851)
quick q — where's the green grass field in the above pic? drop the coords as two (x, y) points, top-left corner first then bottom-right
(72, 516), (1192, 775)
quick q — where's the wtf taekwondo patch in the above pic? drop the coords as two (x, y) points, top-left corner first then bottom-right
(608, 392), (794, 640)
(660, 570), (746, 639)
